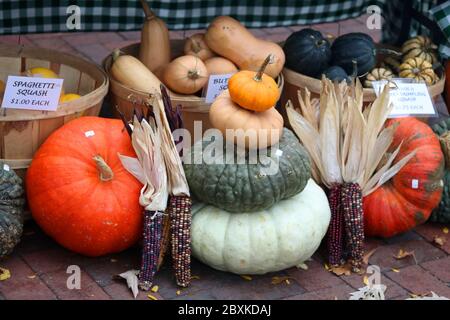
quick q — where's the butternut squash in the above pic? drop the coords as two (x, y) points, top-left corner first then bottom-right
(162, 55), (208, 94)
(204, 57), (238, 75)
(204, 16), (285, 78)
(184, 33), (216, 61)
(111, 49), (161, 94)
(138, 0), (171, 78)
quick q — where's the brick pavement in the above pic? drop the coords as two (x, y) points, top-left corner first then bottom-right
(1, 17), (449, 300)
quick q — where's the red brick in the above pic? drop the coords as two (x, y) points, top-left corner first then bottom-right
(249, 29), (270, 38)
(0, 255), (56, 300)
(312, 22), (340, 37)
(415, 223), (450, 254)
(385, 265), (450, 297)
(263, 27), (292, 35)
(82, 248), (140, 287)
(41, 269), (110, 300)
(338, 18), (367, 35)
(30, 36), (75, 54)
(286, 260), (346, 291)
(368, 239), (446, 271)
(119, 31), (141, 41)
(61, 32), (101, 46)
(76, 43), (111, 64)
(421, 256), (450, 283)
(341, 271), (408, 300)
(262, 33), (289, 43)
(284, 283), (354, 300)
(289, 25), (307, 32)
(25, 32), (64, 40)
(21, 247), (89, 274)
(169, 31), (186, 40)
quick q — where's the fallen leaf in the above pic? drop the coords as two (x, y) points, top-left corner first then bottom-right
(191, 275), (200, 280)
(110, 259), (118, 263)
(176, 290), (181, 296)
(443, 227), (449, 234)
(363, 275), (369, 286)
(0, 267), (11, 281)
(324, 263), (330, 271)
(297, 263), (308, 270)
(151, 285), (159, 293)
(330, 263), (352, 276)
(116, 270), (139, 299)
(240, 275), (252, 281)
(434, 236), (446, 246)
(349, 284), (387, 300)
(363, 248), (378, 265)
(407, 291), (449, 300)
(285, 279), (291, 285)
(27, 274), (36, 279)
(147, 294), (158, 300)
(391, 268), (400, 273)
(271, 276), (294, 285)
(394, 249), (415, 260)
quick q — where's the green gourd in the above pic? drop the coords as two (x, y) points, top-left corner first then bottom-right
(0, 163), (25, 258)
(183, 128), (311, 213)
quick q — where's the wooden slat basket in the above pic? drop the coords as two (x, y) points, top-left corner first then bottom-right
(0, 44), (109, 179)
(103, 40), (284, 145)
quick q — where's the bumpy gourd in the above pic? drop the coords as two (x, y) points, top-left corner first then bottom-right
(183, 128), (311, 212)
(0, 163), (25, 258)
(191, 179), (331, 274)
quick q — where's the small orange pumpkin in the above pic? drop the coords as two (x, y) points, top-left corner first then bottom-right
(228, 54), (280, 112)
(162, 55), (209, 94)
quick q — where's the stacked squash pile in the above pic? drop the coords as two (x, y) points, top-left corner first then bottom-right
(110, 1), (285, 97)
(183, 59), (331, 275)
(283, 29), (440, 88)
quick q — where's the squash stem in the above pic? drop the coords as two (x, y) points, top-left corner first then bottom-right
(93, 155), (114, 182)
(254, 54), (273, 81)
(112, 49), (121, 62)
(140, 0), (156, 20)
(188, 69), (200, 80)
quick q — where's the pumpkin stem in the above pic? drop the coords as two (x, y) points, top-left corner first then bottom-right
(254, 54), (273, 82)
(188, 69), (200, 80)
(93, 155), (114, 182)
(140, 0), (156, 20)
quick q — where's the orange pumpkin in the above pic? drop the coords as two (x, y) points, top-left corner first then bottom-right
(162, 55), (209, 94)
(363, 117), (444, 238)
(228, 54), (279, 112)
(27, 117), (143, 257)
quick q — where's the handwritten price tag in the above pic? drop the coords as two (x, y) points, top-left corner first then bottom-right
(204, 73), (235, 104)
(371, 79), (436, 118)
(1, 75), (64, 111)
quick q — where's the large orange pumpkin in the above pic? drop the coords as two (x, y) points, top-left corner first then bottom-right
(27, 117), (143, 256)
(363, 117), (444, 238)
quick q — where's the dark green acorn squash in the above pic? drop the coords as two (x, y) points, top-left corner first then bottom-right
(331, 32), (376, 76)
(183, 128), (311, 213)
(323, 66), (350, 83)
(431, 118), (450, 223)
(0, 163), (25, 258)
(283, 28), (331, 78)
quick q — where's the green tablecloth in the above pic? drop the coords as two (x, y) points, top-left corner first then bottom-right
(1, 0), (384, 34)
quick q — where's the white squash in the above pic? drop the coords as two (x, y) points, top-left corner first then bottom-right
(191, 179), (331, 275)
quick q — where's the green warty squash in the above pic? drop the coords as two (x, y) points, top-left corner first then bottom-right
(183, 128), (311, 213)
(0, 163), (25, 258)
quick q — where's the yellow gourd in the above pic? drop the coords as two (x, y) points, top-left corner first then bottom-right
(111, 49), (162, 94)
(138, 0), (171, 78)
(60, 93), (81, 103)
(27, 67), (64, 96)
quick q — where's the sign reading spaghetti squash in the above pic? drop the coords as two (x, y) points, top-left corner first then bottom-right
(1, 75), (63, 111)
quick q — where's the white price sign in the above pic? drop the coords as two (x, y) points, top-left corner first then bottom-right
(371, 79), (436, 118)
(1, 75), (64, 111)
(204, 73), (235, 104)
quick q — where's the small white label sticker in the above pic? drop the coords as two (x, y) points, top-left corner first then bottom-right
(371, 79), (436, 118)
(84, 130), (95, 137)
(412, 179), (419, 189)
(204, 73), (235, 104)
(1, 75), (64, 111)
(275, 149), (283, 157)
(3, 164), (10, 171)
